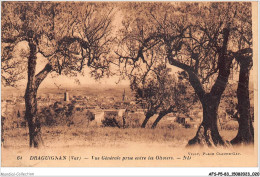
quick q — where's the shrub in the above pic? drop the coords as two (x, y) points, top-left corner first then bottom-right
(38, 101), (76, 126)
(86, 110), (95, 121)
(221, 120), (238, 130)
(125, 113), (143, 128)
(102, 112), (120, 128)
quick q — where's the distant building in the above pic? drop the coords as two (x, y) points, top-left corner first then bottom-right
(176, 116), (193, 125)
(90, 109), (127, 126)
(64, 92), (69, 102)
(165, 115), (177, 122)
(118, 109), (126, 117)
(122, 89), (126, 101)
(94, 111), (105, 125)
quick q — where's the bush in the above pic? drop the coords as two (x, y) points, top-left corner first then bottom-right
(125, 113), (143, 128)
(102, 112), (121, 128)
(221, 120), (238, 130)
(86, 110), (95, 121)
(102, 117), (120, 128)
(38, 101), (76, 126)
(153, 120), (176, 130)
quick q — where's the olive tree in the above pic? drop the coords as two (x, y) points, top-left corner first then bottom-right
(117, 2), (252, 146)
(1, 2), (114, 147)
(131, 65), (196, 128)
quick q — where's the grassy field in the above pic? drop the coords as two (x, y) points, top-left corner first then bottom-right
(3, 125), (257, 167)
(2, 124), (238, 148)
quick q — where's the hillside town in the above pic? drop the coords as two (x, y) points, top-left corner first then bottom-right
(2, 85), (238, 131)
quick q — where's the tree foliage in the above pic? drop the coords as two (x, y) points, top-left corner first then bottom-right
(131, 65), (197, 128)
(1, 2), (115, 86)
(117, 2), (252, 146)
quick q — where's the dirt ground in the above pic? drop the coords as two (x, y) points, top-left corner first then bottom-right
(1, 126), (257, 167)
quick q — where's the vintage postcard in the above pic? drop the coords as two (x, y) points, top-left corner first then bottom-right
(1, 1), (259, 176)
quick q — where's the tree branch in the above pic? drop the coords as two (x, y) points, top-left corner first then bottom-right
(210, 27), (234, 97)
(1, 36), (28, 44)
(35, 63), (53, 89)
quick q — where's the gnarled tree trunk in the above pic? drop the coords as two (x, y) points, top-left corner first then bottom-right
(151, 110), (171, 129)
(231, 56), (254, 145)
(25, 38), (52, 148)
(141, 112), (154, 128)
(187, 28), (232, 147)
(25, 38), (40, 147)
(188, 94), (226, 146)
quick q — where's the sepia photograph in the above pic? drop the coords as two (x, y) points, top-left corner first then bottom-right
(0, 0), (259, 175)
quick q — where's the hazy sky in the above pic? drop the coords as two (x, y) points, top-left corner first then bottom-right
(21, 52), (131, 89)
